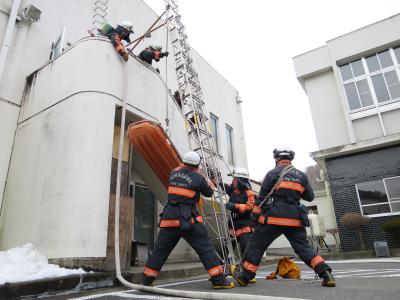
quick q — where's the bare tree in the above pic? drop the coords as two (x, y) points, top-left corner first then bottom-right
(304, 165), (325, 191)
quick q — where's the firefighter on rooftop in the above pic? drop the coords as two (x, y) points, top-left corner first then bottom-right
(102, 21), (134, 61)
(142, 151), (234, 289)
(231, 147), (336, 287)
(138, 44), (169, 72)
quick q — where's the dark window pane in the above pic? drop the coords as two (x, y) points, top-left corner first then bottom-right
(394, 47), (400, 64)
(378, 50), (394, 68)
(357, 180), (388, 205)
(390, 201), (400, 212)
(366, 55), (380, 72)
(371, 74), (391, 103)
(210, 113), (219, 153)
(340, 64), (353, 81)
(362, 204), (391, 215)
(344, 82), (361, 110)
(226, 125), (234, 165)
(351, 60), (365, 77)
(356, 79), (374, 107)
(385, 177), (400, 201)
(384, 71), (400, 99)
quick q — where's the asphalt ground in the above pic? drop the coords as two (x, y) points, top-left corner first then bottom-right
(45, 258), (400, 300)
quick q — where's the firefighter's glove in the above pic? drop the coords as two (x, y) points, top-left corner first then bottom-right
(164, 51), (169, 57)
(225, 202), (235, 211)
(122, 53), (129, 61)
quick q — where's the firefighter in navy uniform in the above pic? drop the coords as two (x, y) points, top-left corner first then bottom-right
(231, 148), (335, 287)
(142, 151), (234, 289)
(138, 45), (169, 72)
(104, 21), (134, 61)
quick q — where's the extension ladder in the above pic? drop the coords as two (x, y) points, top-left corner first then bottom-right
(164, 0), (240, 271)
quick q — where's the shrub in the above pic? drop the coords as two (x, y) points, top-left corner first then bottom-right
(382, 217), (400, 237)
(340, 213), (370, 250)
(340, 212), (369, 229)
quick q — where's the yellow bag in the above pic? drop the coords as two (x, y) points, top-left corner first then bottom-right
(266, 256), (301, 280)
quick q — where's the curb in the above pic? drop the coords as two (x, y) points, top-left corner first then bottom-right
(0, 258), (282, 299)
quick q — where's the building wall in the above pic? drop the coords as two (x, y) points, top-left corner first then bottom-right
(326, 146), (400, 251)
(304, 71), (350, 149)
(0, 0), (248, 261)
(293, 13), (400, 150)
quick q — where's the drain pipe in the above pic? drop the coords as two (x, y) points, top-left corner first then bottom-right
(113, 63), (299, 300)
(0, 0), (21, 85)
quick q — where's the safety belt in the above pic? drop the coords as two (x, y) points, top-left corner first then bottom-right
(258, 165), (293, 209)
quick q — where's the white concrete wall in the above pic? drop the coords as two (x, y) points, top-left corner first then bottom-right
(304, 71), (351, 149)
(0, 101), (19, 214)
(293, 13), (400, 151)
(0, 93), (115, 258)
(0, 1), (248, 259)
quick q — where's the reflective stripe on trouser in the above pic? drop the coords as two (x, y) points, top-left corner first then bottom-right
(240, 223), (331, 281)
(159, 216), (204, 228)
(143, 266), (159, 278)
(144, 223), (221, 279)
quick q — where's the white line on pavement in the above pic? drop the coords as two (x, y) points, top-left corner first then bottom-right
(156, 278), (208, 288)
(296, 258), (400, 264)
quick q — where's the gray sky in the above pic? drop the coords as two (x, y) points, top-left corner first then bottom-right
(143, 0), (400, 180)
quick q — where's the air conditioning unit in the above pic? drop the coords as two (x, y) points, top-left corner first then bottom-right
(374, 241), (390, 258)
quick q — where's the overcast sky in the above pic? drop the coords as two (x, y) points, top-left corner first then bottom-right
(143, 0), (400, 180)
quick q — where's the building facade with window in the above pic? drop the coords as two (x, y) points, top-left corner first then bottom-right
(293, 14), (400, 252)
(0, 0), (248, 269)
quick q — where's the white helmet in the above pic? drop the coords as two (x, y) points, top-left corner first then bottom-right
(233, 167), (249, 179)
(182, 151), (201, 166)
(120, 21), (134, 32)
(150, 44), (162, 51)
(273, 147), (295, 160)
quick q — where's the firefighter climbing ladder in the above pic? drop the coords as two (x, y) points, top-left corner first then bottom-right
(164, 0), (240, 270)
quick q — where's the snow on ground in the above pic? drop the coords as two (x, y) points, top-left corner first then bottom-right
(0, 243), (86, 285)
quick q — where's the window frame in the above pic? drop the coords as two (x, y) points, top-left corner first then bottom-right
(339, 47), (400, 114)
(355, 175), (400, 218)
(225, 124), (234, 165)
(209, 113), (220, 154)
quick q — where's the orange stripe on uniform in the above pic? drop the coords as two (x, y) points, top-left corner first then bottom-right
(277, 181), (305, 193)
(267, 217), (302, 227)
(243, 261), (258, 273)
(144, 266), (159, 277)
(258, 215), (266, 224)
(232, 226), (252, 237)
(191, 216), (204, 223)
(207, 265), (224, 277)
(310, 255), (325, 269)
(159, 219), (180, 227)
(252, 205), (262, 214)
(168, 186), (196, 198)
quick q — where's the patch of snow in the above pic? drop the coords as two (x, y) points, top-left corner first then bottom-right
(0, 243), (86, 285)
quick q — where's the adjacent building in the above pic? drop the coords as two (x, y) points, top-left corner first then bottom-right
(0, 0), (248, 269)
(293, 14), (400, 252)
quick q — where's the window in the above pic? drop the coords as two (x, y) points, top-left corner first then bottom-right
(356, 176), (400, 217)
(210, 113), (219, 153)
(339, 47), (400, 112)
(225, 124), (234, 165)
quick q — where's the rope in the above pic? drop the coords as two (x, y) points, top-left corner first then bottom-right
(164, 8), (170, 137)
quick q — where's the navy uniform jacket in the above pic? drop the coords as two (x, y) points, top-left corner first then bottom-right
(159, 164), (213, 229)
(225, 181), (255, 236)
(257, 160), (314, 227)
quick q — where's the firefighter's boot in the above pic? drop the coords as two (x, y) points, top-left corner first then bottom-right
(142, 275), (155, 286)
(249, 277), (257, 283)
(320, 270), (336, 287)
(211, 274), (235, 289)
(230, 264), (249, 287)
